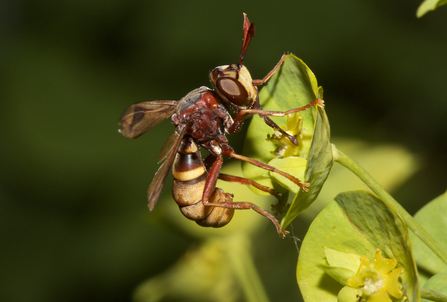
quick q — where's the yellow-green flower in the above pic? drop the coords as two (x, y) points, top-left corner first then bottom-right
(347, 249), (405, 302)
(267, 113), (303, 159)
(298, 192), (419, 302)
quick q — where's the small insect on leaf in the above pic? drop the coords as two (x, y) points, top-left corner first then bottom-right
(119, 15), (321, 237)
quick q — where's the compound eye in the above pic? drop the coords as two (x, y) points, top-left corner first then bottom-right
(216, 77), (248, 106)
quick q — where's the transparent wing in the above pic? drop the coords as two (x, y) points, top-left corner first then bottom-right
(158, 131), (180, 163)
(118, 100), (177, 138)
(147, 125), (187, 211)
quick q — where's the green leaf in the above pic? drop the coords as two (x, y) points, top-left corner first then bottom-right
(282, 103), (332, 228)
(422, 273), (447, 302)
(317, 264), (355, 287)
(268, 156), (307, 193)
(242, 54), (332, 228)
(417, 0), (447, 17)
(297, 191), (420, 302)
(242, 54), (319, 191)
(409, 191), (447, 285)
(318, 248), (360, 287)
(323, 247), (361, 273)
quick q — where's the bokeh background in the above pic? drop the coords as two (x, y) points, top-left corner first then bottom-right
(1, 0), (446, 301)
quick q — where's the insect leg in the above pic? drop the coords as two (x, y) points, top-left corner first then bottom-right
(221, 144), (310, 192)
(251, 53), (287, 86)
(201, 154), (288, 237)
(242, 98), (324, 117)
(217, 173), (281, 202)
(239, 98), (323, 145)
(201, 154), (224, 204)
(203, 197), (289, 237)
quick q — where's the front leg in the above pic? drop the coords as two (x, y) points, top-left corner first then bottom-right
(226, 109), (252, 135)
(238, 97), (324, 145)
(252, 53), (287, 86)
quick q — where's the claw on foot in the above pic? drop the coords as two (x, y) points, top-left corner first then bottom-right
(279, 229), (290, 238)
(317, 99), (325, 108)
(300, 182), (310, 192)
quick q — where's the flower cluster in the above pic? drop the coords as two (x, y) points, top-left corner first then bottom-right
(345, 249), (405, 302)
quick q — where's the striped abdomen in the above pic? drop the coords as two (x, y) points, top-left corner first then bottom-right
(172, 138), (234, 228)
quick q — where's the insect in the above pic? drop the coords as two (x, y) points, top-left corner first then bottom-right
(119, 14), (322, 237)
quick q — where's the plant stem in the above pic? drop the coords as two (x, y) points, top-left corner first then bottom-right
(421, 288), (447, 302)
(225, 234), (270, 302)
(332, 145), (447, 266)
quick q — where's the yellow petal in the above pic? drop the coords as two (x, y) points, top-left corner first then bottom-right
(385, 267), (404, 298)
(373, 249), (397, 274)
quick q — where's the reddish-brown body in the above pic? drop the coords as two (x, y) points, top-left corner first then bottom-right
(171, 88), (231, 152)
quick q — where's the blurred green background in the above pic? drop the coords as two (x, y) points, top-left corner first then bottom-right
(1, 0), (446, 301)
